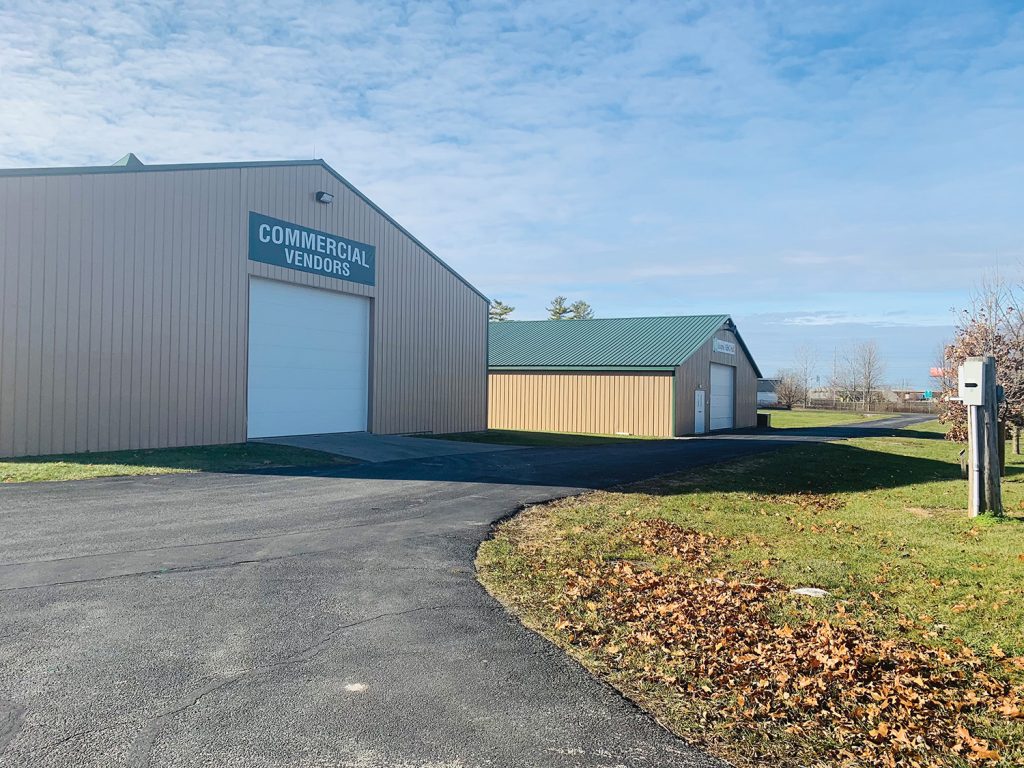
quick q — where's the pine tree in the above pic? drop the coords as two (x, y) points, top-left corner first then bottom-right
(547, 295), (571, 320)
(489, 299), (515, 322)
(568, 300), (594, 320)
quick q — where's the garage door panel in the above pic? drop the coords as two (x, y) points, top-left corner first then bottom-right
(249, 383), (365, 398)
(248, 326), (368, 351)
(250, 359), (364, 377)
(247, 278), (369, 438)
(710, 363), (735, 431)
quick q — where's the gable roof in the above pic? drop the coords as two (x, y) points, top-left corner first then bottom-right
(0, 155), (486, 302)
(489, 315), (761, 375)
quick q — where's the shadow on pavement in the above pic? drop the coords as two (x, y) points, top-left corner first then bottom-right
(766, 425), (944, 440)
(234, 416), (956, 498)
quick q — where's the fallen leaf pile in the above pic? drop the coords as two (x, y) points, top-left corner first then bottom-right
(625, 517), (722, 564)
(753, 492), (847, 515)
(554, 519), (1024, 767)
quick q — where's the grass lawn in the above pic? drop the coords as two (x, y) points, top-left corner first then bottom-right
(0, 443), (355, 483)
(478, 420), (1024, 766)
(760, 408), (880, 429)
(422, 429), (663, 447)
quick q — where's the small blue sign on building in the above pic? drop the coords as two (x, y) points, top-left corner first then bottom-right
(248, 212), (375, 286)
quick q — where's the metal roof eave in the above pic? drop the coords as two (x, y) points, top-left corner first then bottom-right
(314, 160), (488, 303)
(722, 318), (763, 378)
(489, 365), (677, 372)
(0, 158), (489, 304)
(0, 158), (314, 178)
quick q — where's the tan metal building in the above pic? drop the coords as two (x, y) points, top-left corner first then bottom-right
(0, 155), (488, 458)
(488, 315), (761, 437)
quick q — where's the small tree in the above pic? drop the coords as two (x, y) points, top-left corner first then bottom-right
(568, 300), (594, 320)
(547, 296), (571, 320)
(838, 341), (885, 407)
(793, 345), (818, 406)
(489, 299), (515, 322)
(931, 344), (955, 396)
(940, 275), (1024, 444)
(774, 370), (805, 409)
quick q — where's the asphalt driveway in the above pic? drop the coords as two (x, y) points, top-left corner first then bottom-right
(0, 416), (930, 767)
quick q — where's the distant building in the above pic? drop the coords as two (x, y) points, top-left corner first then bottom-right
(892, 389), (927, 402)
(488, 315), (762, 436)
(757, 378), (780, 407)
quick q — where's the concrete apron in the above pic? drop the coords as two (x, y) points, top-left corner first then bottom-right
(253, 431), (524, 463)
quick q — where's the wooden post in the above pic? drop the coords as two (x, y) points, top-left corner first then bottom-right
(964, 356), (1003, 517)
(1015, 422), (1022, 456)
(981, 357), (1003, 515)
(999, 420), (1007, 476)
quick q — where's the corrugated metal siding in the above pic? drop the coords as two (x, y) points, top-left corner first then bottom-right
(488, 371), (674, 437)
(674, 328), (758, 435)
(0, 165), (487, 458)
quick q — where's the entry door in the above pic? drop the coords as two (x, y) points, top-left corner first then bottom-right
(247, 278), (370, 438)
(709, 363), (736, 431)
(693, 390), (706, 434)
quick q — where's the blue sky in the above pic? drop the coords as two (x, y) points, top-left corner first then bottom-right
(1, 1), (1022, 388)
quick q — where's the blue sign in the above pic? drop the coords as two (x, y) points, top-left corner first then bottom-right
(248, 212), (375, 286)
(923, 390), (933, 400)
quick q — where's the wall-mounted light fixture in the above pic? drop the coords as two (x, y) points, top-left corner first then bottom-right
(315, 191), (334, 204)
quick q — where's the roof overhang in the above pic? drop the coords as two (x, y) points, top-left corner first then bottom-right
(489, 366), (676, 373)
(722, 318), (763, 378)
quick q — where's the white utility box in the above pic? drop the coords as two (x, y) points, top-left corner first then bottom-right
(958, 358), (988, 406)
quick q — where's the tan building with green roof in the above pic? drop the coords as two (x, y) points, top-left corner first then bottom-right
(487, 315), (761, 437)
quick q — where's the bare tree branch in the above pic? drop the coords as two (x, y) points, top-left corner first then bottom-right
(832, 341), (886, 406)
(792, 345), (819, 406)
(941, 274), (1024, 442)
(774, 369), (805, 409)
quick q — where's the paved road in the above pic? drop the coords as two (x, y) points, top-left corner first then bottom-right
(0, 416), (930, 767)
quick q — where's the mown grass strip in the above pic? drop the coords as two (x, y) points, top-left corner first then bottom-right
(760, 409), (881, 429)
(1, 443), (354, 483)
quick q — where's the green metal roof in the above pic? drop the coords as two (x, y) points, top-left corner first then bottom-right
(489, 314), (762, 375)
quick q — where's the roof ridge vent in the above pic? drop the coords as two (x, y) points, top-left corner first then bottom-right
(112, 153), (144, 168)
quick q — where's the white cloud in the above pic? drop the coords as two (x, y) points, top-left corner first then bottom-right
(778, 311), (952, 328)
(0, 0), (1021, 382)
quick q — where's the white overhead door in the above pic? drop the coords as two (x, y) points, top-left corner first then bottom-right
(709, 363), (735, 431)
(247, 278), (369, 438)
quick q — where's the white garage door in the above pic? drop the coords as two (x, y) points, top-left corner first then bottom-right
(247, 278), (369, 438)
(709, 363), (735, 431)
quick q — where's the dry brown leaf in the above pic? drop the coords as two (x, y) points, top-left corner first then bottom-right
(548, 518), (1022, 768)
